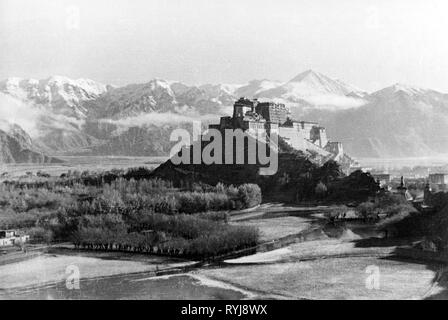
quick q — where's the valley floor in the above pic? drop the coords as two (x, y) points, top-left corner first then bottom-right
(0, 156), (167, 178)
(1, 203), (446, 300)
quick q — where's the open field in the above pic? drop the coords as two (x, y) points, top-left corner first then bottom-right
(229, 203), (333, 242)
(0, 252), (248, 300)
(1, 239), (444, 300)
(0, 252), (195, 290)
(0, 156), (168, 178)
(356, 156), (448, 171)
(207, 203), (448, 299)
(224, 239), (395, 264)
(199, 255), (443, 300)
(231, 216), (313, 242)
(1, 201), (446, 300)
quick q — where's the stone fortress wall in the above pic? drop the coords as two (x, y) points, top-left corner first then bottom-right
(211, 97), (343, 160)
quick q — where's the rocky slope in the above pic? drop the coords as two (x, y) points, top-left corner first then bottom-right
(317, 84), (448, 158)
(0, 76), (109, 118)
(0, 122), (61, 164)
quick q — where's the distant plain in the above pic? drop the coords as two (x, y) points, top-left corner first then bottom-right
(0, 156), (168, 178)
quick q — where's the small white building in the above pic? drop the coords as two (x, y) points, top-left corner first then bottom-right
(428, 173), (448, 191)
(0, 230), (30, 247)
(372, 173), (391, 187)
(429, 173), (448, 184)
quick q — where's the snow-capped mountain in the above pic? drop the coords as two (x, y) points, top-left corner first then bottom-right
(1, 71), (448, 160)
(0, 78), (109, 159)
(234, 79), (283, 98)
(251, 70), (367, 109)
(86, 78), (235, 119)
(86, 79), (177, 119)
(370, 83), (442, 100)
(0, 76), (238, 160)
(315, 83), (448, 158)
(0, 76), (110, 119)
(199, 83), (241, 98)
(285, 69), (363, 96)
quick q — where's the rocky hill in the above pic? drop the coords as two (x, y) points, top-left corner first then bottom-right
(0, 122), (62, 164)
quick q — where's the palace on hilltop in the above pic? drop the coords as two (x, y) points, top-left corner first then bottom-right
(209, 97), (348, 163)
(153, 97), (356, 186)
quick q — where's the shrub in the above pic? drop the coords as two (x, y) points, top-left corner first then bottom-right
(236, 184), (262, 208)
(357, 201), (377, 219)
(325, 170), (379, 202)
(356, 193), (417, 222)
(315, 182), (327, 198)
(176, 192), (232, 214)
(28, 227), (54, 243)
(325, 205), (351, 221)
(186, 225), (259, 257)
(0, 169), (262, 258)
(195, 211), (229, 222)
(70, 214), (258, 258)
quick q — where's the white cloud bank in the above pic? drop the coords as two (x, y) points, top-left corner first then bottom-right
(0, 92), (44, 136)
(0, 92), (86, 138)
(99, 110), (224, 128)
(303, 94), (367, 109)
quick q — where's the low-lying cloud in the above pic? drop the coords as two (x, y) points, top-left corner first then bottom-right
(99, 111), (223, 128)
(0, 92), (44, 136)
(302, 94), (367, 109)
(0, 92), (86, 137)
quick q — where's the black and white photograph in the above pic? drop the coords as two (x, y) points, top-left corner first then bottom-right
(1, 0), (448, 304)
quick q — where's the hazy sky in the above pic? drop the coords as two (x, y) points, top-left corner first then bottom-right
(1, 0), (448, 92)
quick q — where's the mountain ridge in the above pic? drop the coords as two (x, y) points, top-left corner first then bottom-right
(1, 70), (447, 160)
(0, 121), (62, 164)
